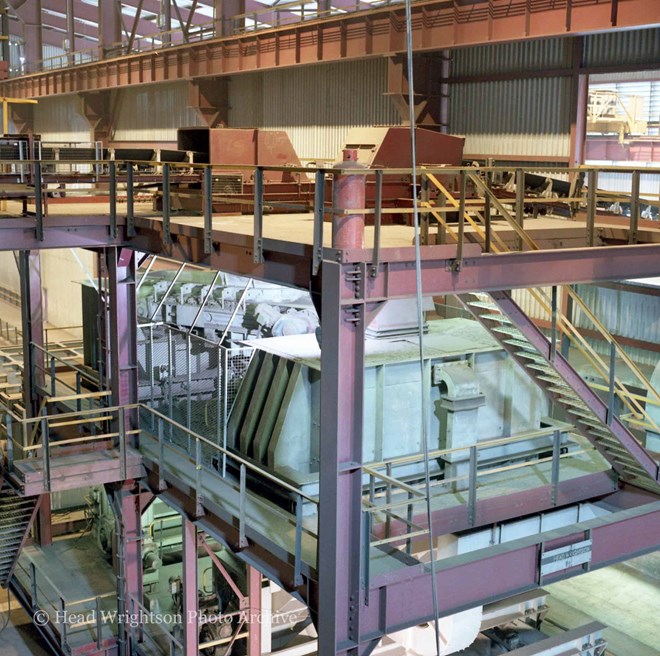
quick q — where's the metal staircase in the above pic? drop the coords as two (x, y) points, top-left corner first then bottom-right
(458, 291), (660, 491)
(0, 478), (39, 588)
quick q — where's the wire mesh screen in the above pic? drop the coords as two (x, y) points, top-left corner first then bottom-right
(138, 323), (253, 467)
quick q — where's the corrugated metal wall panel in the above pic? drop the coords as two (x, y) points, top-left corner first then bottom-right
(574, 285), (660, 347)
(34, 95), (91, 143)
(450, 77), (572, 157)
(584, 28), (660, 68)
(512, 288), (553, 321)
(590, 170), (660, 198)
(114, 82), (205, 142)
(452, 38), (572, 77)
(229, 59), (401, 160)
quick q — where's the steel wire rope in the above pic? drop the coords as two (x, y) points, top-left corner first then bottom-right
(403, 0), (442, 654)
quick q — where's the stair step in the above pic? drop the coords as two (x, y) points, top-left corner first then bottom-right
(492, 325), (525, 339)
(577, 418), (609, 430)
(567, 409), (596, 420)
(479, 314), (513, 324)
(467, 301), (502, 312)
(527, 363), (557, 375)
(553, 395), (587, 408)
(503, 339), (536, 351)
(517, 352), (549, 364)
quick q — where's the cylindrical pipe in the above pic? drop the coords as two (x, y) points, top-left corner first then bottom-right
(332, 149), (366, 249)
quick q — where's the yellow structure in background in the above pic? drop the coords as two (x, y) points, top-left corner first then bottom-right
(0, 97), (37, 135)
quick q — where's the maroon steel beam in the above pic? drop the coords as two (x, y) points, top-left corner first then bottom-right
(343, 244), (660, 299)
(5, 0), (42, 74)
(1, 0), (654, 98)
(372, 470), (618, 542)
(107, 248), (138, 431)
(357, 495), (660, 640)
(109, 484), (144, 654)
(182, 516), (199, 654)
(247, 566), (262, 656)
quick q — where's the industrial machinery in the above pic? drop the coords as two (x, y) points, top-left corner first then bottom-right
(226, 316), (576, 499)
(587, 89), (649, 143)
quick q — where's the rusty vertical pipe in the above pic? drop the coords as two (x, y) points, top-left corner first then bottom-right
(332, 149), (365, 249)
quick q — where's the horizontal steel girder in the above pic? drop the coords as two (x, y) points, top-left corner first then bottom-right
(2, 216), (659, 295)
(358, 494), (660, 641)
(0, 0), (652, 98)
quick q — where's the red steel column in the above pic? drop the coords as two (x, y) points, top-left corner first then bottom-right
(97, 0), (122, 59)
(182, 517), (199, 654)
(318, 261), (366, 655)
(332, 149), (366, 249)
(247, 566), (262, 656)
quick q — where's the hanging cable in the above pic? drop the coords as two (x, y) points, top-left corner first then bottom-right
(403, 1), (442, 654)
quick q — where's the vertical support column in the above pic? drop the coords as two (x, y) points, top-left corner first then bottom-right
(215, 0), (245, 35)
(66, 0), (76, 64)
(22, 0), (43, 73)
(318, 261), (365, 656)
(98, 0), (122, 59)
(19, 250), (44, 417)
(439, 49), (451, 133)
(111, 485), (144, 656)
(569, 38), (588, 170)
(107, 248), (138, 434)
(247, 566), (262, 656)
(182, 517), (199, 654)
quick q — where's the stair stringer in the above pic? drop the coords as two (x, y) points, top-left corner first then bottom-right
(457, 291), (660, 490)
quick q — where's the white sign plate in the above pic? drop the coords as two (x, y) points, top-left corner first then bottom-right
(541, 539), (592, 576)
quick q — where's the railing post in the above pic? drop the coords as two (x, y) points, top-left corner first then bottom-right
(5, 415), (14, 471)
(60, 597), (68, 650)
(158, 416), (166, 491)
(95, 595), (102, 650)
(607, 342), (616, 425)
(385, 462), (392, 538)
(253, 167), (264, 264)
(586, 169), (598, 247)
(118, 408), (127, 480)
(420, 173), (430, 245)
(294, 494), (303, 587)
(452, 169), (466, 271)
(41, 409), (51, 493)
(371, 169), (383, 278)
(362, 509), (371, 607)
(195, 437), (203, 517)
(467, 445), (477, 526)
(484, 169), (492, 253)
(203, 165), (213, 254)
(76, 372), (82, 412)
(126, 163), (135, 237)
(239, 463), (248, 548)
(312, 169), (325, 276)
(629, 169), (640, 245)
(109, 160), (117, 239)
(551, 430), (560, 507)
(550, 286), (558, 362)
(162, 163), (171, 246)
(515, 168), (524, 251)
(50, 355), (56, 396)
(34, 161), (44, 241)
(30, 562), (38, 609)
